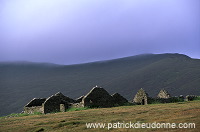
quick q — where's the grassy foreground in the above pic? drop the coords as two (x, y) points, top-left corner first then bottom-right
(0, 101), (200, 132)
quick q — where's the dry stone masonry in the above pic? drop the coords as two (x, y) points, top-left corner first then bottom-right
(75, 95), (84, 103)
(133, 88), (149, 105)
(43, 92), (74, 113)
(81, 86), (115, 108)
(185, 95), (198, 101)
(24, 86), (199, 114)
(24, 86), (128, 114)
(24, 98), (46, 114)
(157, 89), (171, 99)
(24, 92), (75, 114)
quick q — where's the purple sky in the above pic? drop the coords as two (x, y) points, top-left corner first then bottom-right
(0, 0), (200, 64)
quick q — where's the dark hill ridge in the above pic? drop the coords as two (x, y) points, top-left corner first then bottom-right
(0, 53), (200, 116)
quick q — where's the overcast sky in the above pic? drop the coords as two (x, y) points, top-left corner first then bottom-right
(0, 0), (199, 64)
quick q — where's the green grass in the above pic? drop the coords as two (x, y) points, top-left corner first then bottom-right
(67, 107), (90, 112)
(1, 112), (43, 118)
(194, 96), (200, 100)
(5, 113), (29, 118)
(149, 100), (162, 104)
(0, 101), (199, 132)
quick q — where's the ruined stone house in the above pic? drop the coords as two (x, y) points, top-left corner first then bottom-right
(81, 86), (115, 108)
(24, 86), (125, 113)
(185, 95), (198, 101)
(43, 92), (74, 113)
(157, 89), (171, 99)
(24, 98), (46, 114)
(24, 92), (74, 114)
(133, 88), (148, 105)
(72, 86), (128, 108)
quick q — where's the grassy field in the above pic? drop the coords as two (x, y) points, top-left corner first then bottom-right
(0, 101), (200, 132)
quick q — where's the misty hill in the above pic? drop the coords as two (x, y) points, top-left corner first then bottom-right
(0, 53), (200, 116)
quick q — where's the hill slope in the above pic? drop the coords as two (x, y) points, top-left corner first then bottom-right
(0, 53), (200, 116)
(0, 101), (199, 132)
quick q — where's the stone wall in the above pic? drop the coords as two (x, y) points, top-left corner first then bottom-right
(133, 88), (148, 105)
(82, 86), (115, 108)
(186, 95), (198, 101)
(71, 102), (84, 108)
(157, 89), (171, 99)
(75, 95), (84, 103)
(43, 92), (73, 113)
(24, 98), (46, 114)
(23, 87), (199, 114)
(25, 98), (46, 107)
(24, 106), (44, 114)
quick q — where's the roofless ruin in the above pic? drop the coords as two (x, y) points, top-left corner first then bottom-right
(24, 86), (128, 114)
(24, 86), (198, 114)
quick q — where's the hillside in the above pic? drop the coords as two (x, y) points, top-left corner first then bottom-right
(0, 101), (199, 132)
(0, 53), (200, 116)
